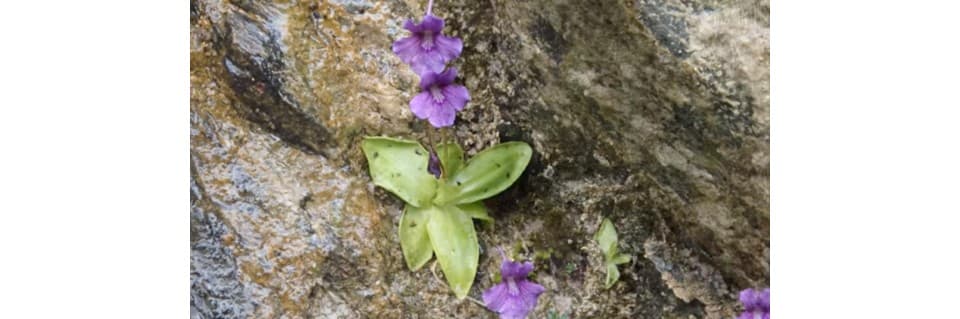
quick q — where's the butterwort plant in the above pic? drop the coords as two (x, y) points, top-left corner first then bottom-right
(360, 0), (535, 300)
(361, 139), (531, 298)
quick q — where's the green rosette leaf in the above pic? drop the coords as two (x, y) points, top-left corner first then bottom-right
(427, 205), (479, 299)
(434, 142), (532, 205)
(361, 137), (437, 207)
(399, 204), (434, 271)
(457, 201), (493, 228)
(436, 142), (464, 177)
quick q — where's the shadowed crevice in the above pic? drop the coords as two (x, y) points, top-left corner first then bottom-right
(210, 2), (332, 155)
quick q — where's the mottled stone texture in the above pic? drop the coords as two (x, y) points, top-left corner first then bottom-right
(190, 0), (768, 318)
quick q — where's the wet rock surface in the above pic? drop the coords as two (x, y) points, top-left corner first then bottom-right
(190, 0), (769, 318)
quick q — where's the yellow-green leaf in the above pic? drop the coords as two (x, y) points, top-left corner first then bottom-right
(433, 142), (532, 205)
(436, 142), (464, 177)
(457, 201), (494, 228)
(399, 204), (434, 271)
(361, 137), (437, 207)
(604, 263), (620, 289)
(610, 254), (631, 265)
(594, 218), (619, 259)
(427, 204), (479, 299)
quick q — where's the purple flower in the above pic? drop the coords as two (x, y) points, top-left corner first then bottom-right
(409, 68), (470, 127)
(483, 252), (545, 319)
(392, 14), (463, 75)
(737, 288), (770, 319)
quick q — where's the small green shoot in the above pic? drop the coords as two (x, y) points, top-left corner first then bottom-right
(594, 218), (631, 289)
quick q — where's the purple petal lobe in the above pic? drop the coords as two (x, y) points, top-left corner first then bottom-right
(428, 102), (456, 127)
(482, 283), (510, 312)
(392, 36), (422, 65)
(411, 54), (446, 74)
(419, 71), (441, 90)
(433, 34), (463, 63)
(738, 289), (756, 306)
(409, 92), (434, 120)
(516, 280), (545, 309)
(420, 15), (444, 33)
(501, 260), (534, 279)
(402, 19), (419, 32)
(759, 288), (770, 309)
(442, 84), (470, 111)
(436, 67), (459, 86)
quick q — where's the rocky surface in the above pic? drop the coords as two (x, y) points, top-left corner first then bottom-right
(190, 0), (769, 318)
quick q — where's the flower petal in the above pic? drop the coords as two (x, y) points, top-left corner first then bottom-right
(739, 288), (758, 309)
(409, 92), (435, 120)
(738, 288), (770, 314)
(517, 279), (545, 307)
(434, 34), (463, 63)
(428, 101), (456, 127)
(500, 260), (533, 279)
(411, 54), (446, 75)
(420, 15), (444, 33)
(392, 36), (422, 65)
(436, 67), (459, 86)
(419, 71), (441, 90)
(759, 288), (770, 310)
(501, 260), (534, 280)
(482, 282), (511, 313)
(442, 84), (470, 111)
(496, 280), (544, 319)
(402, 19), (420, 32)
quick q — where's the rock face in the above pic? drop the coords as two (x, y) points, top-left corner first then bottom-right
(190, 0), (769, 318)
